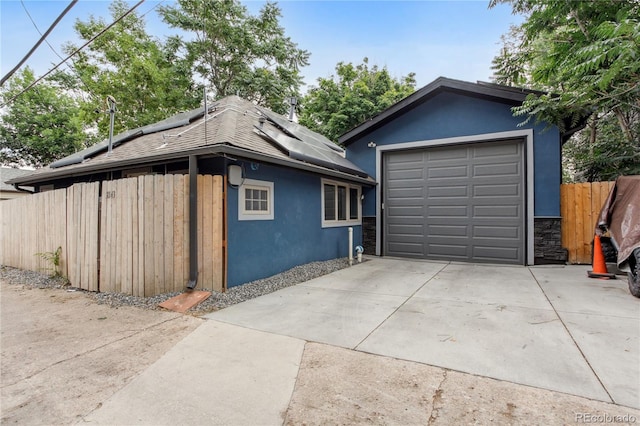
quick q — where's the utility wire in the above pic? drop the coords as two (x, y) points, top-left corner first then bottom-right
(20, 0), (67, 63)
(18, 0), (98, 104)
(139, 0), (166, 20)
(1, 0), (146, 108)
(1, 0), (78, 86)
(19, 0), (166, 105)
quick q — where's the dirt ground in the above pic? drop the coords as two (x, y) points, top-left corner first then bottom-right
(284, 343), (640, 425)
(0, 281), (202, 425)
(2, 280), (639, 425)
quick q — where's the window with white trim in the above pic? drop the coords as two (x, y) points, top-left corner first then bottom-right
(321, 179), (361, 227)
(239, 179), (274, 220)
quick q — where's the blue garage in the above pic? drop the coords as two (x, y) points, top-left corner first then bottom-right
(341, 77), (579, 265)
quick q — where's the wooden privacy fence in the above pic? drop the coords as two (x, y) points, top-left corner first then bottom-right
(560, 181), (615, 264)
(0, 175), (223, 296)
(1, 188), (71, 277)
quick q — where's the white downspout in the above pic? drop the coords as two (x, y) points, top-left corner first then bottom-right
(348, 227), (353, 266)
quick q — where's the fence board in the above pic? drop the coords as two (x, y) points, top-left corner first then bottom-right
(98, 182), (108, 292)
(202, 175), (213, 288)
(68, 189), (75, 284)
(100, 180), (113, 293)
(136, 176), (145, 297)
(173, 174), (185, 292)
(86, 183), (98, 291)
(153, 175), (164, 296)
(87, 182), (100, 291)
(561, 181), (615, 264)
(123, 179), (134, 295)
(164, 177), (174, 292)
(212, 175), (224, 291)
(197, 175), (204, 289)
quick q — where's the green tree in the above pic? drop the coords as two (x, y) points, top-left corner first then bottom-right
(158, 0), (309, 114)
(64, 0), (201, 136)
(563, 112), (640, 182)
(299, 58), (416, 143)
(0, 68), (87, 168)
(490, 0), (640, 181)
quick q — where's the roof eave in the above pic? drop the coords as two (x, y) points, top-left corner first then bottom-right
(8, 144), (375, 187)
(339, 77), (533, 146)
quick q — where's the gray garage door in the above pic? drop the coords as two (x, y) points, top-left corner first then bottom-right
(383, 139), (525, 264)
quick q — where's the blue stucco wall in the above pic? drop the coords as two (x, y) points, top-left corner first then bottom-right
(346, 91), (562, 217)
(226, 161), (363, 287)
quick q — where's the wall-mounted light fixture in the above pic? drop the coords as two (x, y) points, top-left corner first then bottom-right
(367, 141), (377, 148)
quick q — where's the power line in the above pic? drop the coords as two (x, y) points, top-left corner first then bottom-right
(1, 0), (146, 108)
(0, 0), (78, 86)
(18, 0), (99, 104)
(18, 0), (166, 105)
(139, 0), (167, 20)
(20, 0), (67, 63)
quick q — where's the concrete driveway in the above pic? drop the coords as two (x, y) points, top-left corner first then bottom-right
(81, 258), (639, 425)
(205, 258), (640, 409)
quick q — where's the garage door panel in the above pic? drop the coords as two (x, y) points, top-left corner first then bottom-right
(427, 205), (468, 218)
(428, 185), (468, 198)
(388, 150), (426, 163)
(426, 197), (471, 205)
(474, 228), (519, 240)
(388, 168), (424, 181)
(473, 205), (519, 218)
(473, 183), (520, 197)
(473, 246), (521, 262)
(428, 148), (469, 160)
(384, 139), (525, 264)
(473, 163), (519, 177)
(387, 219), (424, 228)
(427, 224), (469, 237)
(388, 187), (423, 199)
(427, 242), (469, 258)
(428, 165), (469, 179)
(389, 223), (424, 236)
(387, 242), (424, 257)
(472, 142), (519, 156)
(387, 205), (424, 216)
(387, 202), (426, 210)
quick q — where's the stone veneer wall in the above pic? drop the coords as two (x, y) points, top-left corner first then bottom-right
(362, 217), (376, 255)
(534, 217), (568, 264)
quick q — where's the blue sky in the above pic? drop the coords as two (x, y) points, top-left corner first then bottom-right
(0, 0), (523, 91)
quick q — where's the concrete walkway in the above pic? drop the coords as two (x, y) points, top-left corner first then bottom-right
(82, 321), (305, 425)
(82, 258), (639, 424)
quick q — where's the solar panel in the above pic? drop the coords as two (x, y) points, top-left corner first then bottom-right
(257, 107), (345, 154)
(50, 106), (214, 169)
(254, 125), (369, 178)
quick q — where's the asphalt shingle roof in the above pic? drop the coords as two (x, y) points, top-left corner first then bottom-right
(10, 96), (373, 186)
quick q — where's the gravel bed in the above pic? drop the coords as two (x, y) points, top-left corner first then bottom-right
(1, 257), (352, 315)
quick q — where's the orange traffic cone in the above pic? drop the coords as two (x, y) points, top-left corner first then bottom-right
(587, 235), (616, 279)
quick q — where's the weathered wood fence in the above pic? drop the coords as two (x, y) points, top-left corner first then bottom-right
(560, 181), (615, 264)
(0, 175), (223, 296)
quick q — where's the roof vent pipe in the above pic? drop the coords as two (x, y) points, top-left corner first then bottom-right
(288, 96), (298, 123)
(106, 96), (116, 156)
